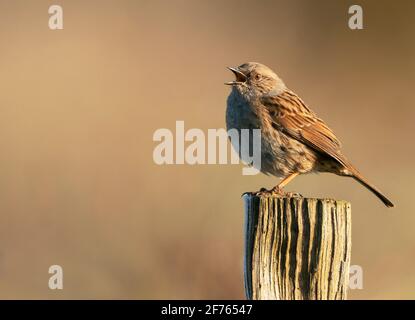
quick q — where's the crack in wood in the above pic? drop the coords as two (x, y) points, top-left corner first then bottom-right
(243, 195), (352, 300)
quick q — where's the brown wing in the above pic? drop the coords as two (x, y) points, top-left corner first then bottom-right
(261, 90), (349, 167)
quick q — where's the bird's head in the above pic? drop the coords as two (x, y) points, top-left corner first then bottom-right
(225, 62), (286, 97)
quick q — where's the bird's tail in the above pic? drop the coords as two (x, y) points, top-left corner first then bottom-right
(350, 170), (394, 208)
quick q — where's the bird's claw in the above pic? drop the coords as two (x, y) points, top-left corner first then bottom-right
(244, 188), (303, 198)
(242, 187), (303, 198)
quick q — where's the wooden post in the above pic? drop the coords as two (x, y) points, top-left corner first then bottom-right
(243, 194), (352, 300)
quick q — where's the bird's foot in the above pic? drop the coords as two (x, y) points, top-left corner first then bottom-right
(243, 188), (303, 198)
(269, 186), (303, 198)
(256, 187), (275, 196)
(242, 187), (273, 197)
(270, 186), (285, 196)
(242, 188), (268, 197)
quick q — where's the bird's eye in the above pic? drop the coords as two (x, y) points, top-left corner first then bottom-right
(255, 74), (262, 80)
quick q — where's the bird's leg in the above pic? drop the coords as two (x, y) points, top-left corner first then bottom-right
(271, 172), (299, 195)
(252, 173), (301, 197)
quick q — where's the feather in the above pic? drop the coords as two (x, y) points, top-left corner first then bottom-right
(261, 90), (349, 168)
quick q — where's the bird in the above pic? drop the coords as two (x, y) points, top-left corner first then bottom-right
(225, 62), (394, 207)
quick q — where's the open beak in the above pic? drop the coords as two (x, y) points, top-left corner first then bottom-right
(225, 66), (247, 85)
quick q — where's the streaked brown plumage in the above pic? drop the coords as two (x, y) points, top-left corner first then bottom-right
(226, 62), (394, 207)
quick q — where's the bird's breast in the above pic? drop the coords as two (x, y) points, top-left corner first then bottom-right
(226, 90), (318, 177)
(226, 90), (260, 131)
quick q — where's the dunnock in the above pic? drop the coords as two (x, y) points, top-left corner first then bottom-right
(226, 62), (393, 207)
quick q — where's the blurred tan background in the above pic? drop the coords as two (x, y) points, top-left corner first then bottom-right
(0, 0), (414, 299)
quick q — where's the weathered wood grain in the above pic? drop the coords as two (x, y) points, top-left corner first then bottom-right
(243, 195), (351, 300)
